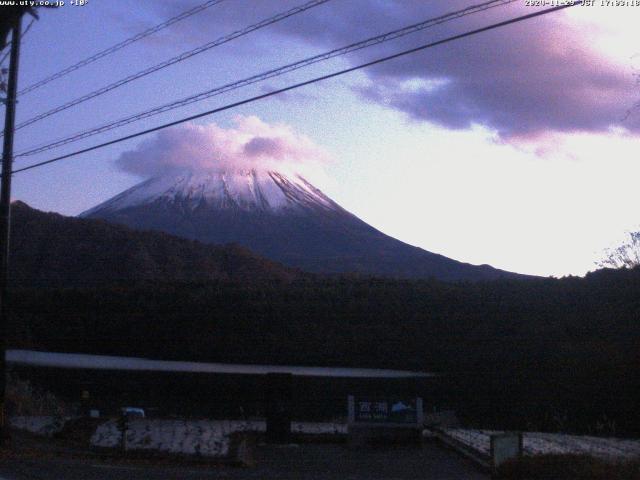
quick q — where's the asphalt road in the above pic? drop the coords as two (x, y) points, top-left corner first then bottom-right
(0, 442), (488, 480)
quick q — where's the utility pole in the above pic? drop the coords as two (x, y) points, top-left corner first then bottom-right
(0, 10), (23, 441)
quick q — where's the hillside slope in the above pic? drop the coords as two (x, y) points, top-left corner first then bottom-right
(9, 201), (298, 285)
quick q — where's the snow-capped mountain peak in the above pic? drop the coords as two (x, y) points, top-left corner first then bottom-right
(81, 167), (524, 281)
(81, 169), (341, 217)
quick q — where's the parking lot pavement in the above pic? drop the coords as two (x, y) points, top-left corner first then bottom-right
(0, 441), (488, 480)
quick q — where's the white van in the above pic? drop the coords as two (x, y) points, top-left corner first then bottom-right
(121, 407), (145, 419)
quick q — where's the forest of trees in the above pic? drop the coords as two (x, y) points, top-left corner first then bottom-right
(7, 267), (640, 435)
(5, 202), (639, 434)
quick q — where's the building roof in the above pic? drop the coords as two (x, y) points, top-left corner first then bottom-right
(7, 349), (436, 379)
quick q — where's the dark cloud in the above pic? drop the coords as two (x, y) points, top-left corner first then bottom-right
(151, 0), (638, 138)
(353, 10), (637, 138)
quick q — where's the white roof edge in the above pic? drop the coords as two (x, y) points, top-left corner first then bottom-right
(6, 350), (437, 379)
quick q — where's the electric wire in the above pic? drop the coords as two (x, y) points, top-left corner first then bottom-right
(0, 18), (35, 68)
(0, 47), (9, 69)
(5, 0), (332, 136)
(10, 2), (581, 176)
(17, 0), (228, 95)
(15, 0), (518, 158)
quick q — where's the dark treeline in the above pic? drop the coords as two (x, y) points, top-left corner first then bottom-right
(8, 267), (640, 435)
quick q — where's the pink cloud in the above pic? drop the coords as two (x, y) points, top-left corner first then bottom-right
(116, 116), (331, 177)
(153, 0), (639, 139)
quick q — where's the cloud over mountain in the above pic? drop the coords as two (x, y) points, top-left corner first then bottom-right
(151, 0), (639, 139)
(116, 116), (330, 177)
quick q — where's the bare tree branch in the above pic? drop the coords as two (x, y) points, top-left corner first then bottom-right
(598, 231), (640, 269)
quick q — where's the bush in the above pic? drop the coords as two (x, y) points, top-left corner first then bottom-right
(5, 373), (74, 417)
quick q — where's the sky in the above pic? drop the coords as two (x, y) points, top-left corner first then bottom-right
(3, 0), (640, 277)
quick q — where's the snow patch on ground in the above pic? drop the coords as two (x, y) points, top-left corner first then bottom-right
(442, 428), (640, 460)
(9, 416), (67, 437)
(90, 419), (346, 458)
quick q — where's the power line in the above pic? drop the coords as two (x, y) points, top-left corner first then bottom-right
(15, 0), (518, 158)
(11, 2), (580, 176)
(0, 18), (34, 69)
(0, 48), (9, 70)
(5, 0), (331, 136)
(17, 0), (227, 96)
(20, 17), (35, 40)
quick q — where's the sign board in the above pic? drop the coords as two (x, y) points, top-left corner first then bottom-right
(491, 432), (522, 468)
(348, 396), (423, 426)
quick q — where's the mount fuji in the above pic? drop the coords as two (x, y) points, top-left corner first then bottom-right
(81, 169), (522, 281)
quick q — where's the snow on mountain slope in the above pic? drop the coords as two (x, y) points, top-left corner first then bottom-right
(82, 170), (341, 217)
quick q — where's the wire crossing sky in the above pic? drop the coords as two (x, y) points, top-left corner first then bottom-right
(9, 0), (640, 277)
(0, 18), (35, 67)
(11, 3), (579, 176)
(3, 0), (331, 137)
(14, 0), (519, 159)
(16, 0), (228, 95)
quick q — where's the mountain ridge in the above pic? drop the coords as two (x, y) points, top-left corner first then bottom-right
(82, 169), (528, 281)
(9, 200), (299, 285)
